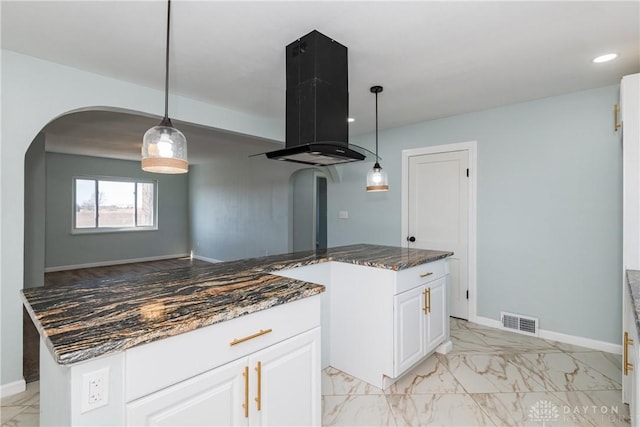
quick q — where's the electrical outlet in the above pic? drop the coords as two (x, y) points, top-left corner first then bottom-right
(339, 210), (349, 219)
(81, 368), (109, 413)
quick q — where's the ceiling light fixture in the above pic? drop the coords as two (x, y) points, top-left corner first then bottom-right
(366, 85), (389, 192)
(141, 0), (188, 174)
(593, 53), (618, 63)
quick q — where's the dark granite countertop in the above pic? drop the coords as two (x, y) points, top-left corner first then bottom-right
(627, 270), (640, 333)
(22, 244), (452, 365)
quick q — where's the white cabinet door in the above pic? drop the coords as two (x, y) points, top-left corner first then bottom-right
(426, 277), (446, 353)
(394, 276), (447, 377)
(394, 285), (426, 376)
(126, 357), (247, 426)
(250, 328), (321, 427)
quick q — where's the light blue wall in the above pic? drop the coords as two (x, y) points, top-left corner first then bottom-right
(45, 153), (189, 268)
(1, 49), (282, 387)
(328, 85), (622, 344)
(189, 157), (303, 261)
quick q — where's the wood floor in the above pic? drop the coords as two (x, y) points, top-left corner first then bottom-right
(43, 257), (211, 287)
(24, 257), (214, 382)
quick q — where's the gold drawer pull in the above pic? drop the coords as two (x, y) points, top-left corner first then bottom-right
(230, 329), (273, 346)
(625, 331), (634, 375)
(420, 272), (433, 278)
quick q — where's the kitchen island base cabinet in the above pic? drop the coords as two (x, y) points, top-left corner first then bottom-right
(39, 295), (322, 427)
(126, 328), (320, 426)
(395, 277), (446, 375)
(330, 259), (450, 390)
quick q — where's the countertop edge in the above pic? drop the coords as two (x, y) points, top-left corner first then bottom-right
(54, 283), (325, 365)
(24, 244), (452, 365)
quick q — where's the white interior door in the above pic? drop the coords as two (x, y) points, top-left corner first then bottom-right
(408, 150), (469, 319)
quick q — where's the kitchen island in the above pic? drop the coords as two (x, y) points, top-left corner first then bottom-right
(22, 244), (452, 426)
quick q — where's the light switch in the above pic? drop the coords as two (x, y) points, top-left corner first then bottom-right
(339, 210), (349, 219)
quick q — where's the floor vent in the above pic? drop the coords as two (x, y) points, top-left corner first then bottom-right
(500, 312), (539, 336)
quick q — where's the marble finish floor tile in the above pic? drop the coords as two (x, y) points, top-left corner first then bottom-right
(322, 367), (384, 395)
(4, 321), (628, 426)
(387, 393), (496, 426)
(322, 395), (397, 426)
(448, 329), (496, 355)
(553, 390), (630, 427)
(1, 405), (38, 427)
(0, 383), (39, 407)
(471, 328), (561, 353)
(568, 351), (623, 385)
(512, 352), (622, 392)
(470, 391), (594, 426)
(438, 353), (548, 393)
(384, 355), (465, 395)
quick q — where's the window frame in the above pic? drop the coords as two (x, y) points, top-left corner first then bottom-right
(72, 175), (158, 234)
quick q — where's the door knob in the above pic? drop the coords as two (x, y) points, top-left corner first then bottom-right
(407, 236), (416, 242)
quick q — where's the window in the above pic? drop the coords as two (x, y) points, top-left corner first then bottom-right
(74, 177), (156, 231)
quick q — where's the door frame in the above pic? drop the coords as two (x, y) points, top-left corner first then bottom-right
(401, 141), (478, 322)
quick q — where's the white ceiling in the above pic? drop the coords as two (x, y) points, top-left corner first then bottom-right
(2, 1), (639, 162)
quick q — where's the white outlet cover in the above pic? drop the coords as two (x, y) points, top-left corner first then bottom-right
(81, 367), (110, 413)
(339, 210), (349, 219)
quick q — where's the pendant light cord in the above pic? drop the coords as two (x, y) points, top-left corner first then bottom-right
(370, 85), (383, 163)
(163, 0), (171, 121)
(375, 91), (379, 160)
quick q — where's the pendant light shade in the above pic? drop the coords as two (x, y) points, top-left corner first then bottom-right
(366, 85), (389, 192)
(366, 162), (389, 192)
(142, 119), (188, 174)
(142, 0), (188, 174)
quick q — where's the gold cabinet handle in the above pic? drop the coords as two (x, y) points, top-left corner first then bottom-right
(426, 288), (431, 314)
(230, 329), (273, 346)
(625, 331), (634, 375)
(420, 272), (433, 278)
(255, 361), (262, 411)
(242, 366), (249, 418)
(615, 104), (621, 132)
(422, 289), (428, 314)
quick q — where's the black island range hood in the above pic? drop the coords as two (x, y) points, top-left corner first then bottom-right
(265, 30), (366, 166)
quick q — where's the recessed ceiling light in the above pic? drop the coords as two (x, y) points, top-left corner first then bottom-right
(593, 53), (618, 63)
(347, 117), (355, 123)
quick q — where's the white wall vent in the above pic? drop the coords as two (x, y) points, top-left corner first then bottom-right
(500, 312), (539, 336)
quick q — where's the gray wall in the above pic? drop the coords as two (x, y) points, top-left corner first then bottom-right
(328, 85), (622, 344)
(24, 133), (46, 288)
(292, 169), (315, 252)
(45, 153), (189, 268)
(189, 156), (302, 261)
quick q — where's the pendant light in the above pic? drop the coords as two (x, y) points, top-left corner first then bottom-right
(366, 85), (389, 192)
(142, 0), (188, 174)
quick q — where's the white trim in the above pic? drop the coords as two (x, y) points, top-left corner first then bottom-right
(192, 255), (222, 264)
(1, 379), (26, 398)
(44, 253), (190, 272)
(401, 141), (478, 321)
(473, 316), (622, 354)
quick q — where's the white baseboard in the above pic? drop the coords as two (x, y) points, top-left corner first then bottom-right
(192, 255), (222, 264)
(1, 379), (26, 398)
(44, 253), (190, 272)
(472, 315), (622, 354)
